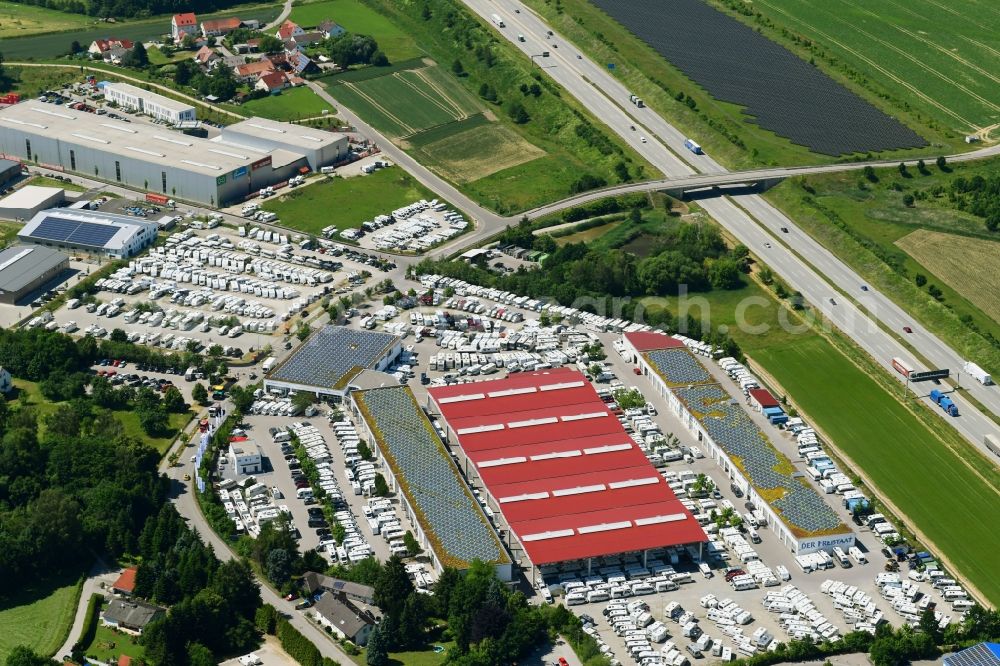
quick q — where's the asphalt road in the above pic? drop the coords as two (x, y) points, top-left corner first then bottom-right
(455, 0), (1000, 456)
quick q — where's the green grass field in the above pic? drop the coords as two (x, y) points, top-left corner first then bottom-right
(412, 121), (545, 184)
(289, 0), (422, 62)
(81, 622), (145, 664)
(27, 175), (87, 192)
(754, 335), (1000, 606)
(745, 0), (1000, 134)
(14, 379), (191, 455)
(0, 569), (82, 662)
(262, 168), (438, 235)
(238, 86), (335, 121)
(764, 158), (1000, 377)
(0, 5), (282, 61)
(329, 63), (483, 138)
(0, 1), (90, 38)
(0, 222), (20, 249)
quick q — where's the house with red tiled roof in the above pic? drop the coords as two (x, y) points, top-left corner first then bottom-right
(88, 38), (134, 61)
(171, 12), (198, 40)
(112, 566), (138, 596)
(275, 20), (305, 41)
(255, 71), (291, 94)
(117, 654), (133, 666)
(194, 45), (219, 67)
(234, 60), (275, 83)
(201, 17), (243, 37)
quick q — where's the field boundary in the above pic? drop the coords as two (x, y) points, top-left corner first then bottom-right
(746, 348), (993, 608)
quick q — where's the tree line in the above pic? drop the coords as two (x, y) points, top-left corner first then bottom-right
(5, 0), (257, 19)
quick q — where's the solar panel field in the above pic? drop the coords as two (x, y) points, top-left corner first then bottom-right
(589, 0), (927, 155)
(746, 0), (1000, 134)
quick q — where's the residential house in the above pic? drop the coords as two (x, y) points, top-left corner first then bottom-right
(201, 17), (243, 38)
(286, 51), (319, 76)
(275, 20), (305, 41)
(301, 571), (375, 605)
(255, 71), (290, 94)
(312, 593), (376, 646)
(318, 19), (346, 39)
(234, 60), (274, 83)
(88, 38), (134, 62)
(171, 12), (198, 40)
(291, 31), (325, 48)
(194, 45), (220, 67)
(0, 367), (11, 394)
(102, 599), (165, 635)
(221, 54), (248, 70)
(111, 566), (138, 596)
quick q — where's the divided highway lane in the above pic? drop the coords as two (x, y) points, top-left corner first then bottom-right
(460, 0), (1000, 454)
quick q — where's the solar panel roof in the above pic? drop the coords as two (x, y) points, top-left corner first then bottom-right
(944, 643), (1000, 666)
(268, 326), (399, 390)
(354, 386), (509, 569)
(30, 215), (120, 248)
(645, 348), (714, 387)
(674, 382), (845, 537)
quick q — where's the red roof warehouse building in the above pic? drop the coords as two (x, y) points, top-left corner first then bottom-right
(426, 368), (706, 576)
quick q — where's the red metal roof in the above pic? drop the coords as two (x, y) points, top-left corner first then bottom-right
(113, 566), (137, 593)
(748, 388), (780, 409)
(624, 331), (686, 352)
(430, 370), (706, 565)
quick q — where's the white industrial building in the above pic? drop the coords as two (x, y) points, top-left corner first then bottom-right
(19, 209), (158, 258)
(0, 185), (65, 220)
(228, 442), (262, 476)
(102, 82), (197, 124)
(220, 117), (349, 171)
(0, 102), (317, 206)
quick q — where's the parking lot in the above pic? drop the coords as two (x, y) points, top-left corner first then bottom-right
(339, 272), (965, 664)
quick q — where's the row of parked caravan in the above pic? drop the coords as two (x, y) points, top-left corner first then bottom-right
(219, 478), (286, 539)
(819, 579), (886, 634)
(420, 274), (655, 336)
(330, 421), (380, 501)
(758, 584), (841, 645)
(593, 599), (685, 666)
(692, 595), (765, 659)
(287, 422), (374, 564)
(167, 229), (336, 283)
(440, 296), (526, 323)
(876, 571), (971, 624)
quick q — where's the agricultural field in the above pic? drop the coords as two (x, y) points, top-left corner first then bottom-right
(896, 230), (1000, 324)
(754, 334), (1000, 607)
(590, 0), (925, 156)
(0, 570), (82, 662)
(410, 119), (545, 184)
(739, 0), (1000, 137)
(289, 0), (422, 62)
(261, 168), (438, 236)
(329, 63), (483, 138)
(0, 1), (90, 38)
(765, 158), (1000, 376)
(0, 5), (282, 60)
(237, 86), (335, 122)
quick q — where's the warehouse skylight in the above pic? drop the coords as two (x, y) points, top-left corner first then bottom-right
(508, 416), (558, 429)
(71, 133), (109, 144)
(456, 423), (503, 435)
(498, 492), (549, 504)
(552, 484), (606, 497)
(180, 159), (222, 170)
(439, 393), (485, 404)
(487, 387), (537, 398)
(577, 521), (632, 534)
(608, 477), (660, 489)
(127, 146), (166, 157)
(247, 122), (285, 134)
(101, 123), (137, 133)
(530, 449), (581, 461)
(153, 135), (192, 146)
(561, 411), (607, 422)
(477, 456), (527, 468)
(522, 529), (575, 542)
(634, 513), (688, 526)
(583, 443), (632, 455)
(538, 380), (586, 391)
(209, 147), (250, 159)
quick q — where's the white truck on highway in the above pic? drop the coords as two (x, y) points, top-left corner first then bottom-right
(963, 360), (993, 386)
(491, 13), (505, 27)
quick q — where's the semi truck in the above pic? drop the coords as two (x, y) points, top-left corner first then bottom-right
(491, 13), (505, 27)
(963, 360), (993, 385)
(985, 433), (1000, 457)
(684, 139), (703, 155)
(929, 389), (959, 416)
(891, 357), (913, 379)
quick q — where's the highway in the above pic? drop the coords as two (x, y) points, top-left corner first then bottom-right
(458, 0), (1000, 455)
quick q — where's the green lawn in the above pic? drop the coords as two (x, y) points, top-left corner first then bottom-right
(754, 335), (1000, 606)
(0, 569), (82, 662)
(81, 622), (145, 664)
(26, 175), (87, 192)
(289, 0), (422, 62)
(0, 1), (90, 38)
(764, 158), (1000, 377)
(13, 379), (192, 456)
(262, 167), (439, 235)
(146, 45), (191, 66)
(0, 222), (21, 249)
(238, 86), (335, 121)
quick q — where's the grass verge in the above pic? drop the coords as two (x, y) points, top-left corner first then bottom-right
(0, 569), (83, 661)
(237, 86), (336, 122)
